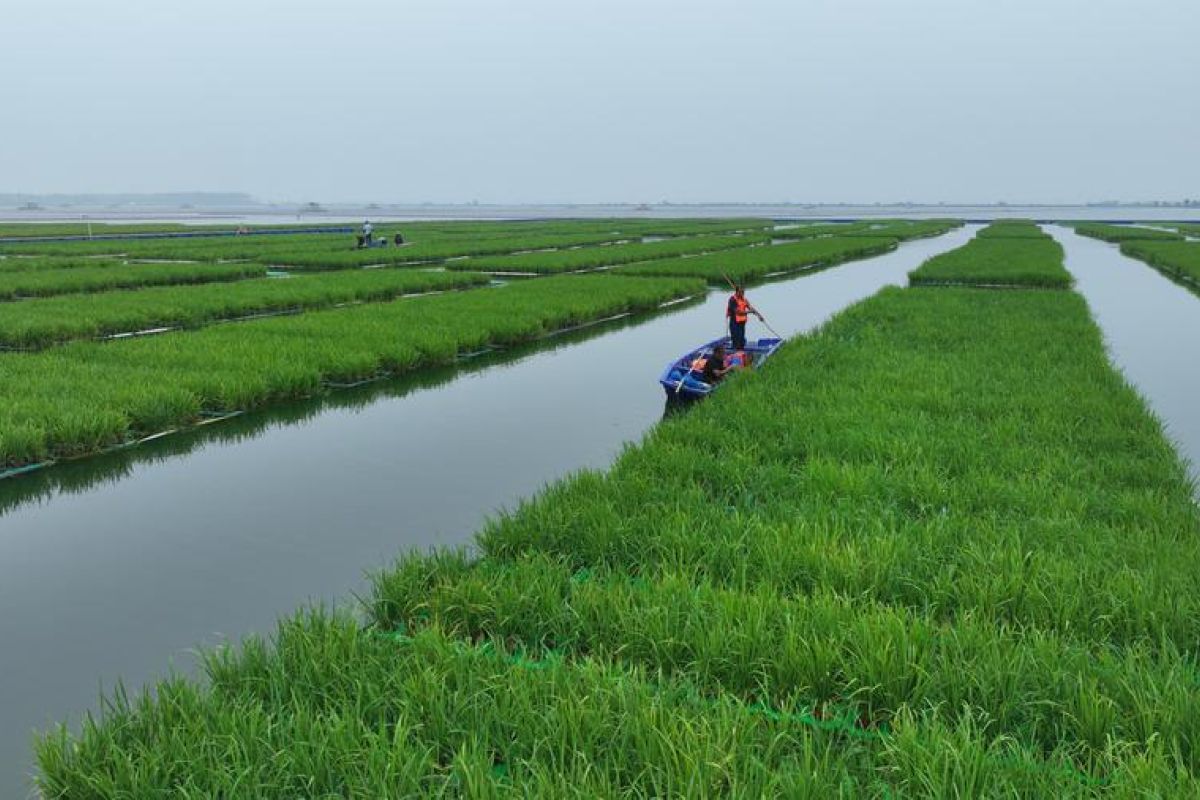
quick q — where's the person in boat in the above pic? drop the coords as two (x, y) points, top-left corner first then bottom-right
(698, 344), (735, 384)
(726, 284), (763, 351)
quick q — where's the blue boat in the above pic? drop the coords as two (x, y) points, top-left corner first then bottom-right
(659, 336), (783, 400)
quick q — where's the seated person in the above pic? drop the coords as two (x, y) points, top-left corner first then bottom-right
(700, 344), (733, 384)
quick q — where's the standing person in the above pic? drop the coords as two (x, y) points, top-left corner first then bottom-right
(726, 284), (762, 351)
(362, 220), (374, 245)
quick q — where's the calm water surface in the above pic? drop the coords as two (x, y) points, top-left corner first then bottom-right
(0, 228), (980, 796)
(1050, 226), (1200, 488)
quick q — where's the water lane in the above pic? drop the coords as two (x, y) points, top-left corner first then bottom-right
(0, 225), (976, 797)
(1050, 226), (1200, 489)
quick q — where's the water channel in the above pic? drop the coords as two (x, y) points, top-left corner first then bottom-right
(1050, 226), (1200, 488)
(0, 227), (976, 796)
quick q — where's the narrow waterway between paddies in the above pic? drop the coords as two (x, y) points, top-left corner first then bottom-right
(0, 226), (975, 797)
(1050, 226), (1200, 491)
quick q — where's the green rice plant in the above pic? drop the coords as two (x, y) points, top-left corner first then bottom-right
(0, 261), (266, 299)
(0, 256), (137, 274)
(0, 269), (491, 348)
(975, 220), (1048, 238)
(613, 236), (898, 283)
(0, 275), (702, 467)
(373, 551), (1200, 769)
(1119, 241), (1200, 289)
(0, 230), (358, 258)
(1073, 223), (1184, 243)
(611, 218), (771, 237)
(854, 219), (961, 240)
(908, 224), (1071, 287)
(39, 610), (1166, 797)
(263, 231), (641, 270)
(772, 220), (960, 242)
(770, 222), (871, 239)
(1162, 222), (1200, 237)
(449, 233), (768, 274)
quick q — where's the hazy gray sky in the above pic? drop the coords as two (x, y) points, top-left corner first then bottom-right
(4, 0), (1197, 204)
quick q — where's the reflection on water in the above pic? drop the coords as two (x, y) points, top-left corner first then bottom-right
(0, 226), (976, 797)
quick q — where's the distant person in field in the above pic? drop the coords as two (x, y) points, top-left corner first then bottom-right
(394, 232), (405, 246)
(726, 284), (763, 351)
(362, 220), (374, 245)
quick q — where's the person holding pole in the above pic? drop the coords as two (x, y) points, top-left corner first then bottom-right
(726, 283), (763, 351)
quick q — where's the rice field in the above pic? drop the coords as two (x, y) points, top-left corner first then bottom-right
(1118, 240), (1200, 289)
(908, 222), (1072, 287)
(0, 274), (702, 469)
(0, 260), (267, 299)
(446, 232), (768, 274)
(1072, 223), (1184, 243)
(1164, 222), (1200, 237)
(34, 229), (1200, 795)
(0, 268), (492, 348)
(974, 219), (1052, 238)
(772, 219), (961, 242)
(614, 236), (898, 282)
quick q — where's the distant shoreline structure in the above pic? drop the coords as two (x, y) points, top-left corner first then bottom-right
(3, 201), (1200, 225)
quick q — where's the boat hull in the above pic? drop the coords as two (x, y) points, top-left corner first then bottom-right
(659, 336), (782, 400)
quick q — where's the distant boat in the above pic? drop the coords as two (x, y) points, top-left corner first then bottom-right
(635, 203), (652, 211)
(659, 336), (783, 400)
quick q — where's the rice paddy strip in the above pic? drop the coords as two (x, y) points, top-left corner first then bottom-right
(1119, 240), (1200, 289)
(372, 552), (1200, 776)
(40, 614), (1153, 797)
(772, 220), (961, 242)
(0, 220), (769, 263)
(770, 222), (868, 239)
(37, 285), (1200, 796)
(613, 236), (898, 283)
(615, 218), (771, 237)
(0, 274), (702, 468)
(1164, 222), (1200, 238)
(448, 233), (768, 274)
(0, 256), (145, 274)
(472, 287), (1200, 645)
(0, 261), (267, 299)
(845, 220), (962, 240)
(1073, 223), (1184, 243)
(263, 231), (650, 271)
(974, 219), (1049, 238)
(0, 269), (492, 348)
(0, 231), (353, 259)
(0, 227), (620, 261)
(908, 223), (1071, 287)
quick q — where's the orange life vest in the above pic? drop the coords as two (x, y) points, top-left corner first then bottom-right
(690, 356), (708, 372)
(729, 294), (750, 324)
